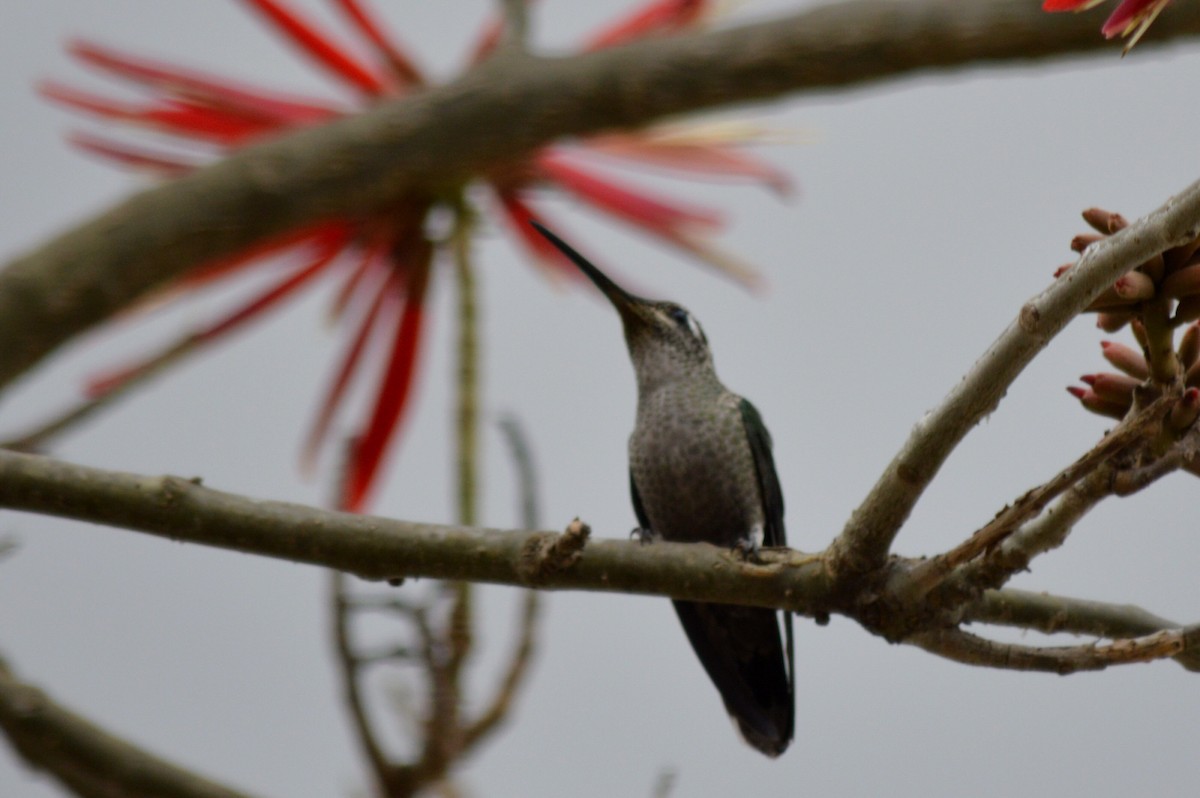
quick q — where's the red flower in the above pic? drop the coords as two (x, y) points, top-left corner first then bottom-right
(41, 0), (791, 511)
(1042, 0), (1174, 50)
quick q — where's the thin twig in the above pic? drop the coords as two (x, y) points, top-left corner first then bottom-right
(330, 572), (394, 795)
(497, 414), (540, 530)
(966, 588), (1200, 672)
(1111, 450), (1185, 495)
(452, 210), (479, 530)
(327, 435), (395, 798)
(908, 398), (1168, 596)
(342, 595), (423, 614)
(422, 208), (482, 782)
(939, 412), (1195, 604)
(650, 769), (678, 798)
(909, 626), (1195, 674)
(461, 586), (541, 749)
(497, 0), (529, 49)
(932, 466), (1115, 603)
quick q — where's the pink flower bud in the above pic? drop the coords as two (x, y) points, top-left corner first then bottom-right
(1100, 340), (1149, 379)
(1179, 323), (1200, 370)
(1169, 387), (1200, 432)
(1162, 263), (1200, 299)
(1082, 207), (1128, 235)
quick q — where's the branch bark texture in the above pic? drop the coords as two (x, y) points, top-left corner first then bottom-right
(3, 0), (1200, 391)
(968, 588), (1200, 671)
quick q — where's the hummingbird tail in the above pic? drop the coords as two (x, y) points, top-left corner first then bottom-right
(672, 599), (794, 757)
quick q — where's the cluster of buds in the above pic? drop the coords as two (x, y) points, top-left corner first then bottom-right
(1062, 207), (1200, 431)
(1069, 327), (1200, 430)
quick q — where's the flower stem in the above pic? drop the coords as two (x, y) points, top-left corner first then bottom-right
(452, 208), (479, 528)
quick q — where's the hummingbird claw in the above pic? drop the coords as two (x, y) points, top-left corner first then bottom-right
(731, 538), (764, 563)
(630, 527), (660, 545)
(732, 523), (765, 562)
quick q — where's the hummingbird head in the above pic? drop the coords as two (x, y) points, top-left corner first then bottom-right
(531, 222), (716, 389)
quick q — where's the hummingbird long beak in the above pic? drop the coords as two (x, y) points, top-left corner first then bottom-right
(530, 221), (649, 323)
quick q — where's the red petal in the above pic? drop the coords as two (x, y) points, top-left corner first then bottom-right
(1043, 0), (1097, 9)
(466, 17), (505, 65)
(66, 132), (197, 177)
(39, 81), (141, 121)
(239, 0), (387, 96)
(68, 39), (342, 124)
(342, 245), (433, 511)
(536, 153), (760, 288)
(538, 151), (722, 232)
(196, 229), (347, 342)
(582, 134), (794, 196)
(330, 0), (424, 87)
(493, 191), (587, 282)
(1101, 0), (1169, 40)
(148, 99), (276, 145)
(328, 236), (390, 322)
(40, 82), (268, 145)
(179, 223), (345, 290)
(584, 0), (707, 50)
(303, 266), (400, 472)
(87, 226), (350, 398)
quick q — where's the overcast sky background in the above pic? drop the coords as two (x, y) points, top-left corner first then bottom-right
(2, 2), (1200, 796)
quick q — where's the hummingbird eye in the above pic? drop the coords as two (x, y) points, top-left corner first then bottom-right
(667, 306), (706, 345)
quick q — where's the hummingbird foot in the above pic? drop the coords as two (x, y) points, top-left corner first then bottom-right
(732, 524), (766, 563)
(630, 527), (660, 545)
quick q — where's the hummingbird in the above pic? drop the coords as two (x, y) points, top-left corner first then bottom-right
(532, 222), (794, 757)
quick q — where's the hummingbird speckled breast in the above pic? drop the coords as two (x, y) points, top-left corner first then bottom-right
(532, 222), (794, 757)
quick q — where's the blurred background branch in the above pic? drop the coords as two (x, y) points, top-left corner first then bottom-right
(3, 0), (1200, 393)
(0, 658), (261, 798)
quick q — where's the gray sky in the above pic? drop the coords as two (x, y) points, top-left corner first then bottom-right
(3, 2), (1200, 796)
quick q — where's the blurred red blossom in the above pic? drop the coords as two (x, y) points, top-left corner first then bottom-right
(40, 0), (791, 510)
(1042, 0), (1174, 50)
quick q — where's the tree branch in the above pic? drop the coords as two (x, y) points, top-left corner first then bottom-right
(908, 625), (1198, 675)
(0, 657), (262, 798)
(929, 466), (1115, 609)
(3, 0), (1200, 392)
(0, 448), (833, 612)
(497, 0), (529, 50)
(938, 412), (1200, 604)
(828, 176), (1200, 578)
(966, 588), (1200, 672)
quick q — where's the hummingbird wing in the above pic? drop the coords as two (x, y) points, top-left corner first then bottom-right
(630, 469), (652, 531)
(732, 396), (795, 751)
(738, 397), (785, 547)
